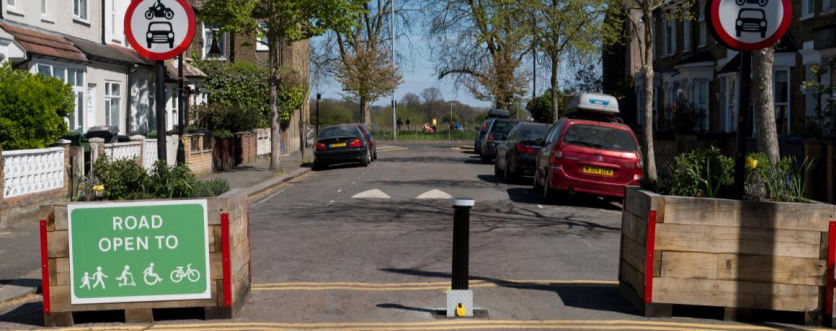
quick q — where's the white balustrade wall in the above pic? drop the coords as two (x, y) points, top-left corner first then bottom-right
(257, 129), (271, 156)
(105, 142), (142, 162)
(144, 139), (158, 170)
(2, 147), (65, 198)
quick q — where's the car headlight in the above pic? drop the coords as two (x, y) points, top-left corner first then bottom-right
(147, 33), (153, 39)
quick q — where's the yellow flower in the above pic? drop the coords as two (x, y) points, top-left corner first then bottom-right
(745, 157), (758, 170)
(92, 185), (105, 192)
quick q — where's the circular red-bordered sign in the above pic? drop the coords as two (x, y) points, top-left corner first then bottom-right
(125, 0), (195, 61)
(707, 0), (791, 51)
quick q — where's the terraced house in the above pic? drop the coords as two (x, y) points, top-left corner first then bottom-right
(606, 1), (836, 138)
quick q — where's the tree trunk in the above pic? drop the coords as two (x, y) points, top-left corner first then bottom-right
(550, 55), (560, 123)
(361, 98), (371, 126)
(752, 46), (780, 164)
(641, 15), (658, 180)
(268, 35), (282, 172)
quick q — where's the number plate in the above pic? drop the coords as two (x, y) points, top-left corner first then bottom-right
(330, 143), (347, 148)
(582, 166), (614, 177)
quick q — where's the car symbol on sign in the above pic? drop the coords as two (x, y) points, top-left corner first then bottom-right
(147, 22), (175, 49)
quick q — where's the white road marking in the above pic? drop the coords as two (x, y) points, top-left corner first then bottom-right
(352, 189), (391, 199)
(326, 200), (335, 207)
(416, 189), (453, 199)
(253, 190), (285, 206)
(537, 205), (544, 209)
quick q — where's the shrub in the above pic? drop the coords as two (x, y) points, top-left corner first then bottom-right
(148, 161), (199, 199)
(213, 129), (233, 139)
(191, 103), (260, 133)
(88, 158), (229, 200)
(92, 156), (151, 201)
(193, 61), (270, 129)
(193, 179), (230, 198)
(661, 147), (734, 198)
(0, 63), (75, 150)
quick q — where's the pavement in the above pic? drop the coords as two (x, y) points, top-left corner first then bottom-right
(0, 142), (826, 330)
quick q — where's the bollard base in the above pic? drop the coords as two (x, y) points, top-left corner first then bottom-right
(446, 290), (473, 317)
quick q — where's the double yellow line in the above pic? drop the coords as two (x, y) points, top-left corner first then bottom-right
(22, 320), (827, 331)
(252, 280), (619, 292)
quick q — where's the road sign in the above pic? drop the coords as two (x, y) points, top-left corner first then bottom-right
(706, 0), (791, 51)
(125, 0), (196, 61)
(68, 200), (210, 304)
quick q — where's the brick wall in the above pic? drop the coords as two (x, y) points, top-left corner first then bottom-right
(183, 134), (213, 176)
(237, 132), (257, 165)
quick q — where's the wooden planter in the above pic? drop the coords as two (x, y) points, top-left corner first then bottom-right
(39, 189), (251, 327)
(619, 186), (836, 325)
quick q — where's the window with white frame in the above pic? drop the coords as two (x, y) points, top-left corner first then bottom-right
(698, 0), (706, 47)
(41, 0), (47, 16)
(683, 16), (691, 51)
(692, 80), (710, 131)
(37, 64), (86, 131)
(6, 0), (14, 9)
(109, 0), (116, 37)
(670, 18), (677, 55)
(774, 69), (790, 135)
(105, 82), (120, 129)
(826, 0), (836, 12)
(73, 0), (88, 21)
(202, 23), (226, 59)
(720, 75), (738, 133)
(257, 21), (269, 51)
(802, 0), (815, 17)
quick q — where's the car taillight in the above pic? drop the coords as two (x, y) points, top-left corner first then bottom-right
(636, 151), (644, 169)
(315, 142), (327, 151)
(349, 138), (362, 148)
(516, 143), (536, 154)
(552, 150), (563, 164)
(481, 123), (487, 133)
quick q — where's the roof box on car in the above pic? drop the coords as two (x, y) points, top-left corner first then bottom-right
(487, 108), (511, 119)
(566, 93), (619, 117)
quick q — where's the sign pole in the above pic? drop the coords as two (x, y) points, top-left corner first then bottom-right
(156, 60), (167, 161)
(733, 51), (752, 199)
(177, 54), (186, 165)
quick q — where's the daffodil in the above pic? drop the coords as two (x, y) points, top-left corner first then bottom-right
(745, 157), (758, 170)
(92, 185), (105, 192)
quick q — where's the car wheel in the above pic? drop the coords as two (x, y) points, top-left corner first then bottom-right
(361, 150), (370, 167)
(505, 157), (516, 183)
(543, 172), (557, 204)
(374, 150), (378, 160)
(533, 170), (544, 193)
(313, 162), (326, 171)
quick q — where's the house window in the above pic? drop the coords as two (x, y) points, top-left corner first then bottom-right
(41, 0), (47, 15)
(698, 1), (706, 47)
(73, 0), (88, 21)
(774, 69), (790, 136)
(202, 23), (226, 59)
(683, 16), (691, 51)
(802, 0), (815, 17)
(826, 0), (836, 12)
(6, 0), (14, 8)
(692, 80), (710, 131)
(39, 64), (86, 131)
(806, 64), (820, 120)
(720, 75), (738, 133)
(109, 0), (115, 37)
(105, 82), (121, 129)
(257, 21), (269, 51)
(660, 17), (668, 57)
(670, 19), (677, 55)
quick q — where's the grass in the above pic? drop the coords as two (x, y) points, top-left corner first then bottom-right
(373, 129), (477, 141)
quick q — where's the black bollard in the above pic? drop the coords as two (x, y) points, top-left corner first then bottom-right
(451, 198), (474, 291)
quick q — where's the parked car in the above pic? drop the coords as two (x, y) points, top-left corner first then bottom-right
(356, 124), (377, 161)
(533, 93), (643, 203)
(736, 9), (767, 38)
(313, 125), (373, 169)
(480, 118), (518, 163)
(495, 122), (550, 181)
(474, 119), (494, 154)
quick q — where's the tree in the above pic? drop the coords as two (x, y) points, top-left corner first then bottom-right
(401, 93), (421, 109)
(527, 0), (619, 122)
(420, 87), (442, 123)
(752, 46), (780, 164)
(0, 63), (74, 150)
(621, 1), (690, 180)
(199, 0), (364, 172)
(564, 61), (604, 94)
(314, 1), (406, 126)
(424, 0), (530, 109)
(526, 90), (564, 124)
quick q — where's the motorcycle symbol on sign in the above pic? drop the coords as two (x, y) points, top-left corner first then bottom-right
(145, 0), (175, 20)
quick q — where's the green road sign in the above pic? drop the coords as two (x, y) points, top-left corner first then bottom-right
(68, 200), (210, 304)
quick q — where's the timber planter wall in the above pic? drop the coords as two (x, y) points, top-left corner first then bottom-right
(39, 189), (251, 327)
(619, 186), (836, 325)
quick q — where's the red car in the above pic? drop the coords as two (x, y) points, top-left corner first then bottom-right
(533, 94), (643, 202)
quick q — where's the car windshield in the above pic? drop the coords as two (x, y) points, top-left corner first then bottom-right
(492, 121), (517, 135)
(563, 124), (638, 152)
(320, 127), (360, 139)
(519, 125), (549, 140)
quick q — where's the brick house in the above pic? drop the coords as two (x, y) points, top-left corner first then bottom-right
(607, 1), (836, 138)
(188, 0), (311, 155)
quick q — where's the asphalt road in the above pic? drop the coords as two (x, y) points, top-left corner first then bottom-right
(0, 142), (817, 330)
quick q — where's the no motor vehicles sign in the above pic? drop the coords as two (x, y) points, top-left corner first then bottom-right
(706, 0), (791, 51)
(125, 0), (196, 61)
(68, 200), (210, 304)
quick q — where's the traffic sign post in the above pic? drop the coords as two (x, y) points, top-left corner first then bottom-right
(68, 200), (210, 304)
(125, 0), (196, 162)
(705, 0), (791, 199)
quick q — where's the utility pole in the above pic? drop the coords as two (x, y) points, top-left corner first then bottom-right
(449, 100), (453, 141)
(391, 0), (397, 141)
(177, 54), (185, 165)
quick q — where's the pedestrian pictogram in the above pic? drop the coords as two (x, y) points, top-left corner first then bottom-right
(125, 0), (195, 61)
(706, 0), (791, 51)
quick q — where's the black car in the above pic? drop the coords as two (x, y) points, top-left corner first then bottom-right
(147, 22), (175, 48)
(474, 119), (494, 155)
(313, 125), (373, 170)
(479, 118), (518, 163)
(736, 9), (767, 38)
(495, 122), (550, 181)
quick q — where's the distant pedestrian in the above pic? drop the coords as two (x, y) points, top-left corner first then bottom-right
(397, 117), (403, 131)
(406, 117), (411, 131)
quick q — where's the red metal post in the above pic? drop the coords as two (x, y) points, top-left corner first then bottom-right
(247, 204), (252, 285)
(825, 221), (835, 317)
(221, 213), (232, 307)
(39, 219), (51, 314)
(644, 210), (657, 304)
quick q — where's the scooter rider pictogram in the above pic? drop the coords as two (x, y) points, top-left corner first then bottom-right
(145, 0), (175, 20)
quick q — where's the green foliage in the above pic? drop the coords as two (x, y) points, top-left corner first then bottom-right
(87, 157), (229, 201)
(193, 62), (268, 130)
(526, 91), (562, 124)
(213, 129), (233, 139)
(191, 103), (260, 133)
(0, 63), (74, 150)
(278, 78), (307, 126)
(661, 147), (734, 198)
